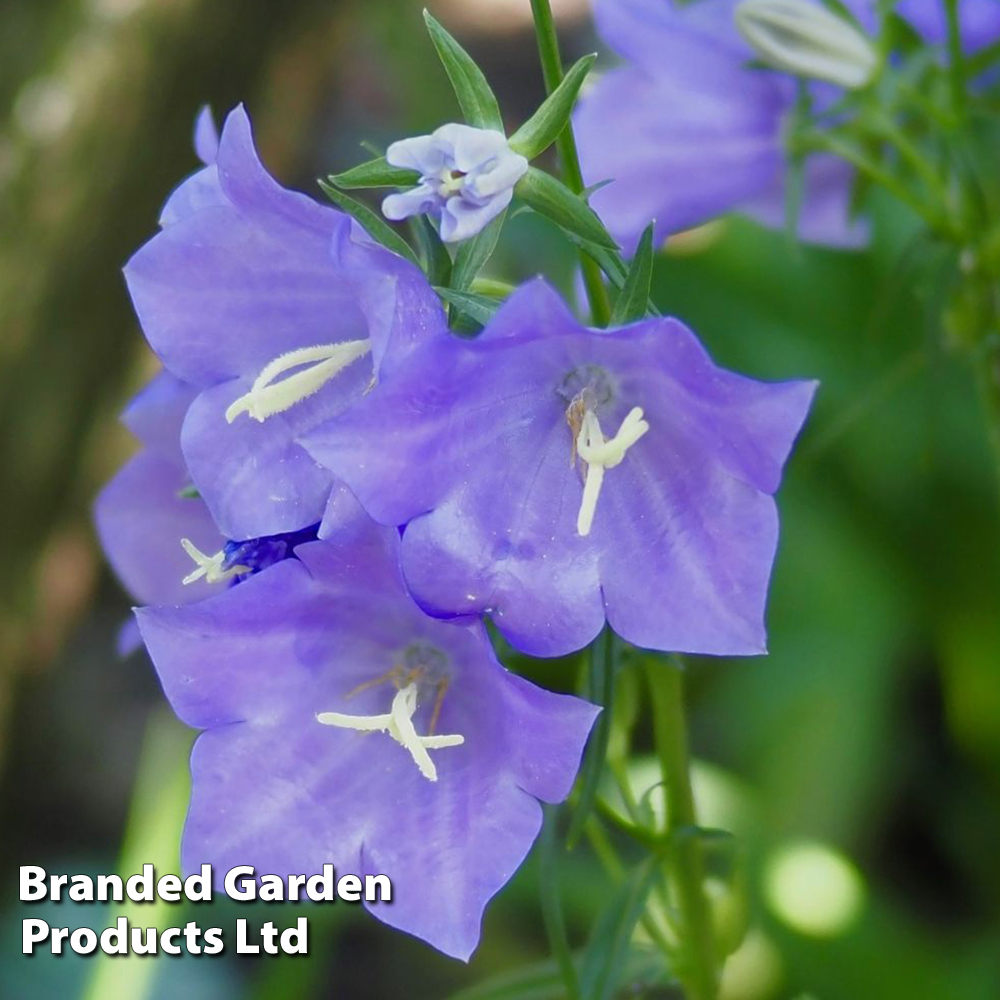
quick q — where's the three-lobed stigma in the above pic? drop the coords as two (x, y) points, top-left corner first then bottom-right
(570, 403), (649, 537)
(317, 683), (464, 782)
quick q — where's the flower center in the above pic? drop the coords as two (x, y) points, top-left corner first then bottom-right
(180, 523), (320, 586)
(179, 539), (249, 585)
(225, 340), (371, 424)
(317, 682), (464, 782)
(433, 167), (467, 199)
(567, 397), (649, 537)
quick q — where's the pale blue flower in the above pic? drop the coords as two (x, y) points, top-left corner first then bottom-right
(382, 123), (528, 242)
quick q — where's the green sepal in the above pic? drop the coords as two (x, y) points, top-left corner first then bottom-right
(328, 157), (420, 190)
(423, 10), (503, 130)
(508, 54), (597, 160)
(515, 167), (618, 250)
(451, 209), (506, 291)
(317, 180), (420, 269)
(609, 224), (654, 326)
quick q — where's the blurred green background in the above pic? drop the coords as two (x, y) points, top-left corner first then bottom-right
(1, 0), (998, 997)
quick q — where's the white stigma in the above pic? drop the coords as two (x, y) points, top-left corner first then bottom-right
(179, 538), (249, 585)
(316, 683), (464, 782)
(575, 407), (649, 537)
(225, 340), (371, 424)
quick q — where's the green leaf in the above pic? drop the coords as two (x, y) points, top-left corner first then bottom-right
(539, 807), (581, 1000)
(609, 224), (655, 326)
(444, 949), (670, 1000)
(445, 958), (570, 1000)
(176, 484), (200, 500)
(452, 208), (506, 291)
(565, 234), (661, 317)
(411, 216), (452, 287)
(423, 10), (503, 130)
(579, 858), (661, 1000)
(515, 168), (618, 250)
(328, 156), (420, 190)
(567, 630), (616, 848)
(434, 287), (500, 327)
(317, 180), (420, 268)
(508, 54), (597, 160)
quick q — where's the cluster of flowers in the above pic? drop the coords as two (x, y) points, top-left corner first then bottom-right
(97, 1), (975, 960)
(575, 0), (1000, 251)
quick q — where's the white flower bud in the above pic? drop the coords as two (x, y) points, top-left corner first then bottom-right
(735, 0), (877, 90)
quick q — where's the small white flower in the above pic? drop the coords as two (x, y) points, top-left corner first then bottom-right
(382, 123), (528, 242)
(735, 0), (877, 90)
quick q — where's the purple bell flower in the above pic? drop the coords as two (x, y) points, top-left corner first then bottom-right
(382, 124), (528, 242)
(95, 372), (220, 612)
(124, 105), (446, 541)
(302, 281), (816, 658)
(574, 0), (1000, 253)
(135, 507), (598, 959)
(95, 371), (320, 648)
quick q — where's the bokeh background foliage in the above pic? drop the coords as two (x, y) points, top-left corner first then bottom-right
(1, 1), (998, 998)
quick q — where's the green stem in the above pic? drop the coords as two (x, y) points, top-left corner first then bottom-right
(944, 0), (967, 122)
(540, 806), (582, 1000)
(646, 659), (718, 1000)
(975, 342), (1000, 517)
(802, 131), (958, 238)
(584, 817), (676, 956)
(529, 0), (611, 327)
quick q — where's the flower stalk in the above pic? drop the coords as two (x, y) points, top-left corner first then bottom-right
(529, 0), (612, 327)
(646, 657), (718, 1000)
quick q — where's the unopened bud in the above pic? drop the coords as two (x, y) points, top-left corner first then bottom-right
(735, 0), (877, 90)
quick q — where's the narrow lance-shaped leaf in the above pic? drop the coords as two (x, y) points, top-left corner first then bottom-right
(564, 232), (661, 317)
(567, 629), (615, 848)
(329, 156), (420, 190)
(508, 54), (597, 160)
(411, 216), (452, 287)
(434, 287), (501, 328)
(610, 224), (654, 326)
(317, 180), (421, 269)
(538, 806), (581, 1000)
(515, 167), (618, 250)
(579, 857), (662, 1000)
(423, 10), (503, 130)
(451, 208), (506, 291)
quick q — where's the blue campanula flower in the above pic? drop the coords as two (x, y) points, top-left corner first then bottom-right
(135, 503), (598, 959)
(123, 106), (446, 541)
(382, 123), (528, 242)
(302, 281), (816, 658)
(574, 0), (1000, 253)
(94, 372), (321, 643)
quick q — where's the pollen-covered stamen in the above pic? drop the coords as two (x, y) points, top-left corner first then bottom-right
(179, 538), (249, 585)
(316, 683), (464, 782)
(225, 339), (371, 424)
(574, 406), (650, 537)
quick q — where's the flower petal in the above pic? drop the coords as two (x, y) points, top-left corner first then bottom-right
(576, 64), (786, 251)
(137, 529), (596, 959)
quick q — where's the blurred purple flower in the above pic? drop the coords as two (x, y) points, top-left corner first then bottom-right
(135, 509), (597, 959)
(382, 124), (528, 242)
(124, 105), (446, 541)
(302, 281), (816, 658)
(574, 0), (1000, 253)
